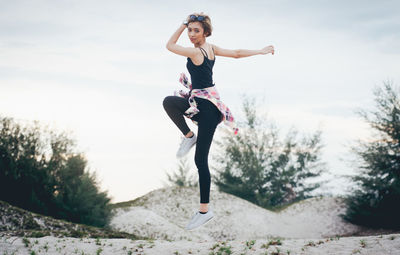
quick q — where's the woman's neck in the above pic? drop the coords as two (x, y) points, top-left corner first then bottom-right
(194, 40), (206, 48)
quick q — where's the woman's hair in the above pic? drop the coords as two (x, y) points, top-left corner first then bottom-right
(188, 12), (213, 37)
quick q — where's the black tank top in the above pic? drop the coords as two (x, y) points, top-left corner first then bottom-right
(186, 47), (215, 89)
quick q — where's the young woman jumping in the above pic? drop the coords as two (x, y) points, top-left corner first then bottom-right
(163, 13), (274, 230)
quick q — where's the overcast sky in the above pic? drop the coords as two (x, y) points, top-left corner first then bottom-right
(1, 0), (399, 202)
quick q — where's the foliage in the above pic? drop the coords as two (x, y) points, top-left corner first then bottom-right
(344, 82), (400, 229)
(0, 117), (111, 227)
(165, 157), (198, 187)
(213, 96), (326, 208)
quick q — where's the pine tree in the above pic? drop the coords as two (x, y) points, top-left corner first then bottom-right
(213, 96), (325, 208)
(344, 82), (400, 229)
(165, 157), (198, 187)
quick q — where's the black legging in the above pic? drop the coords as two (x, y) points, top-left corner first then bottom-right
(163, 95), (222, 203)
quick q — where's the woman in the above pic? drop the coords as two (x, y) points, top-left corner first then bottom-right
(163, 13), (274, 230)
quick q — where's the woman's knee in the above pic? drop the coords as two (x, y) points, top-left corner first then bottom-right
(162, 96), (173, 108)
(163, 96), (181, 112)
(195, 154), (208, 169)
(195, 159), (210, 177)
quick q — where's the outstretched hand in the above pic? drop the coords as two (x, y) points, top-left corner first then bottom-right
(261, 45), (274, 55)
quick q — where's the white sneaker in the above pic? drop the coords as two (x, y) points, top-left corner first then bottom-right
(176, 134), (197, 158)
(185, 210), (214, 230)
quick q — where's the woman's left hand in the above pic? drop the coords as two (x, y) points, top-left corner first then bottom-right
(261, 45), (274, 55)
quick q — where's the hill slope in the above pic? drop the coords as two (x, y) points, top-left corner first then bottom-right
(1, 188), (399, 255)
(111, 186), (364, 241)
(0, 200), (139, 239)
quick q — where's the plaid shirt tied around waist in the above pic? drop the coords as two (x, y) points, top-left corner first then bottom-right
(174, 73), (238, 135)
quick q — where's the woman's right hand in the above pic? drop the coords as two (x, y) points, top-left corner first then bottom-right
(261, 45), (274, 55)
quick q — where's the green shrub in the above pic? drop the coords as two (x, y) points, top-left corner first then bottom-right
(0, 117), (111, 227)
(344, 82), (400, 229)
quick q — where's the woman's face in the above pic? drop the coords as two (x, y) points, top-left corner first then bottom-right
(187, 21), (205, 44)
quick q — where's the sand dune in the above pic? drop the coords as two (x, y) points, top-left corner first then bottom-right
(111, 186), (363, 241)
(1, 186), (399, 254)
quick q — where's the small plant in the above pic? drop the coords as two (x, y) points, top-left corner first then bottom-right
(270, 247), (281, 255)
(211, 243), (219, 250)
(95, 238), (101, 246)
(209, 241), (232, 255)
(389, 236), (396, 240)
(173, 251), (180, 255)
(96, 248), (103, 255)
(262, 238), (282, 250)
(245, 240), (256, 249)
(268, 238), (282, 246)
(360, 239), (366, 248)
(22, 237), (30, 247)
(28, 231), (47, 238)
(70, 230), (86, 238)
(42, 243), (49, 252)
(305, 241), (315, 247)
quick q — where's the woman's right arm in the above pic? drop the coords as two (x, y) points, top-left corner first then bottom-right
(213, 44), (274, 58)
(166, 24), (198, 58)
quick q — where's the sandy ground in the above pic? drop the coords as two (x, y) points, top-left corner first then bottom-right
(110, 187), (364, 241)
(1, 234), (400, 255)
(2, 187), (399, 254)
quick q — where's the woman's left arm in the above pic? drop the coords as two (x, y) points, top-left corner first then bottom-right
(240, 46), (275, 57)
(213, 44), (274, 58)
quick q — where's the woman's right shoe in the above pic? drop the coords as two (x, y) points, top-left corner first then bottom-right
(176, 133), (197, 158)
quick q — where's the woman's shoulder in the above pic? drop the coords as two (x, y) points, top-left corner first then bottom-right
(204, 43), (216, 60)
(208, 43), (217, 50)
(205, 43), (215, 51)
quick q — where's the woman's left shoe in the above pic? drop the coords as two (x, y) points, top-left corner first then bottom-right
(185, 210), (214, 230)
